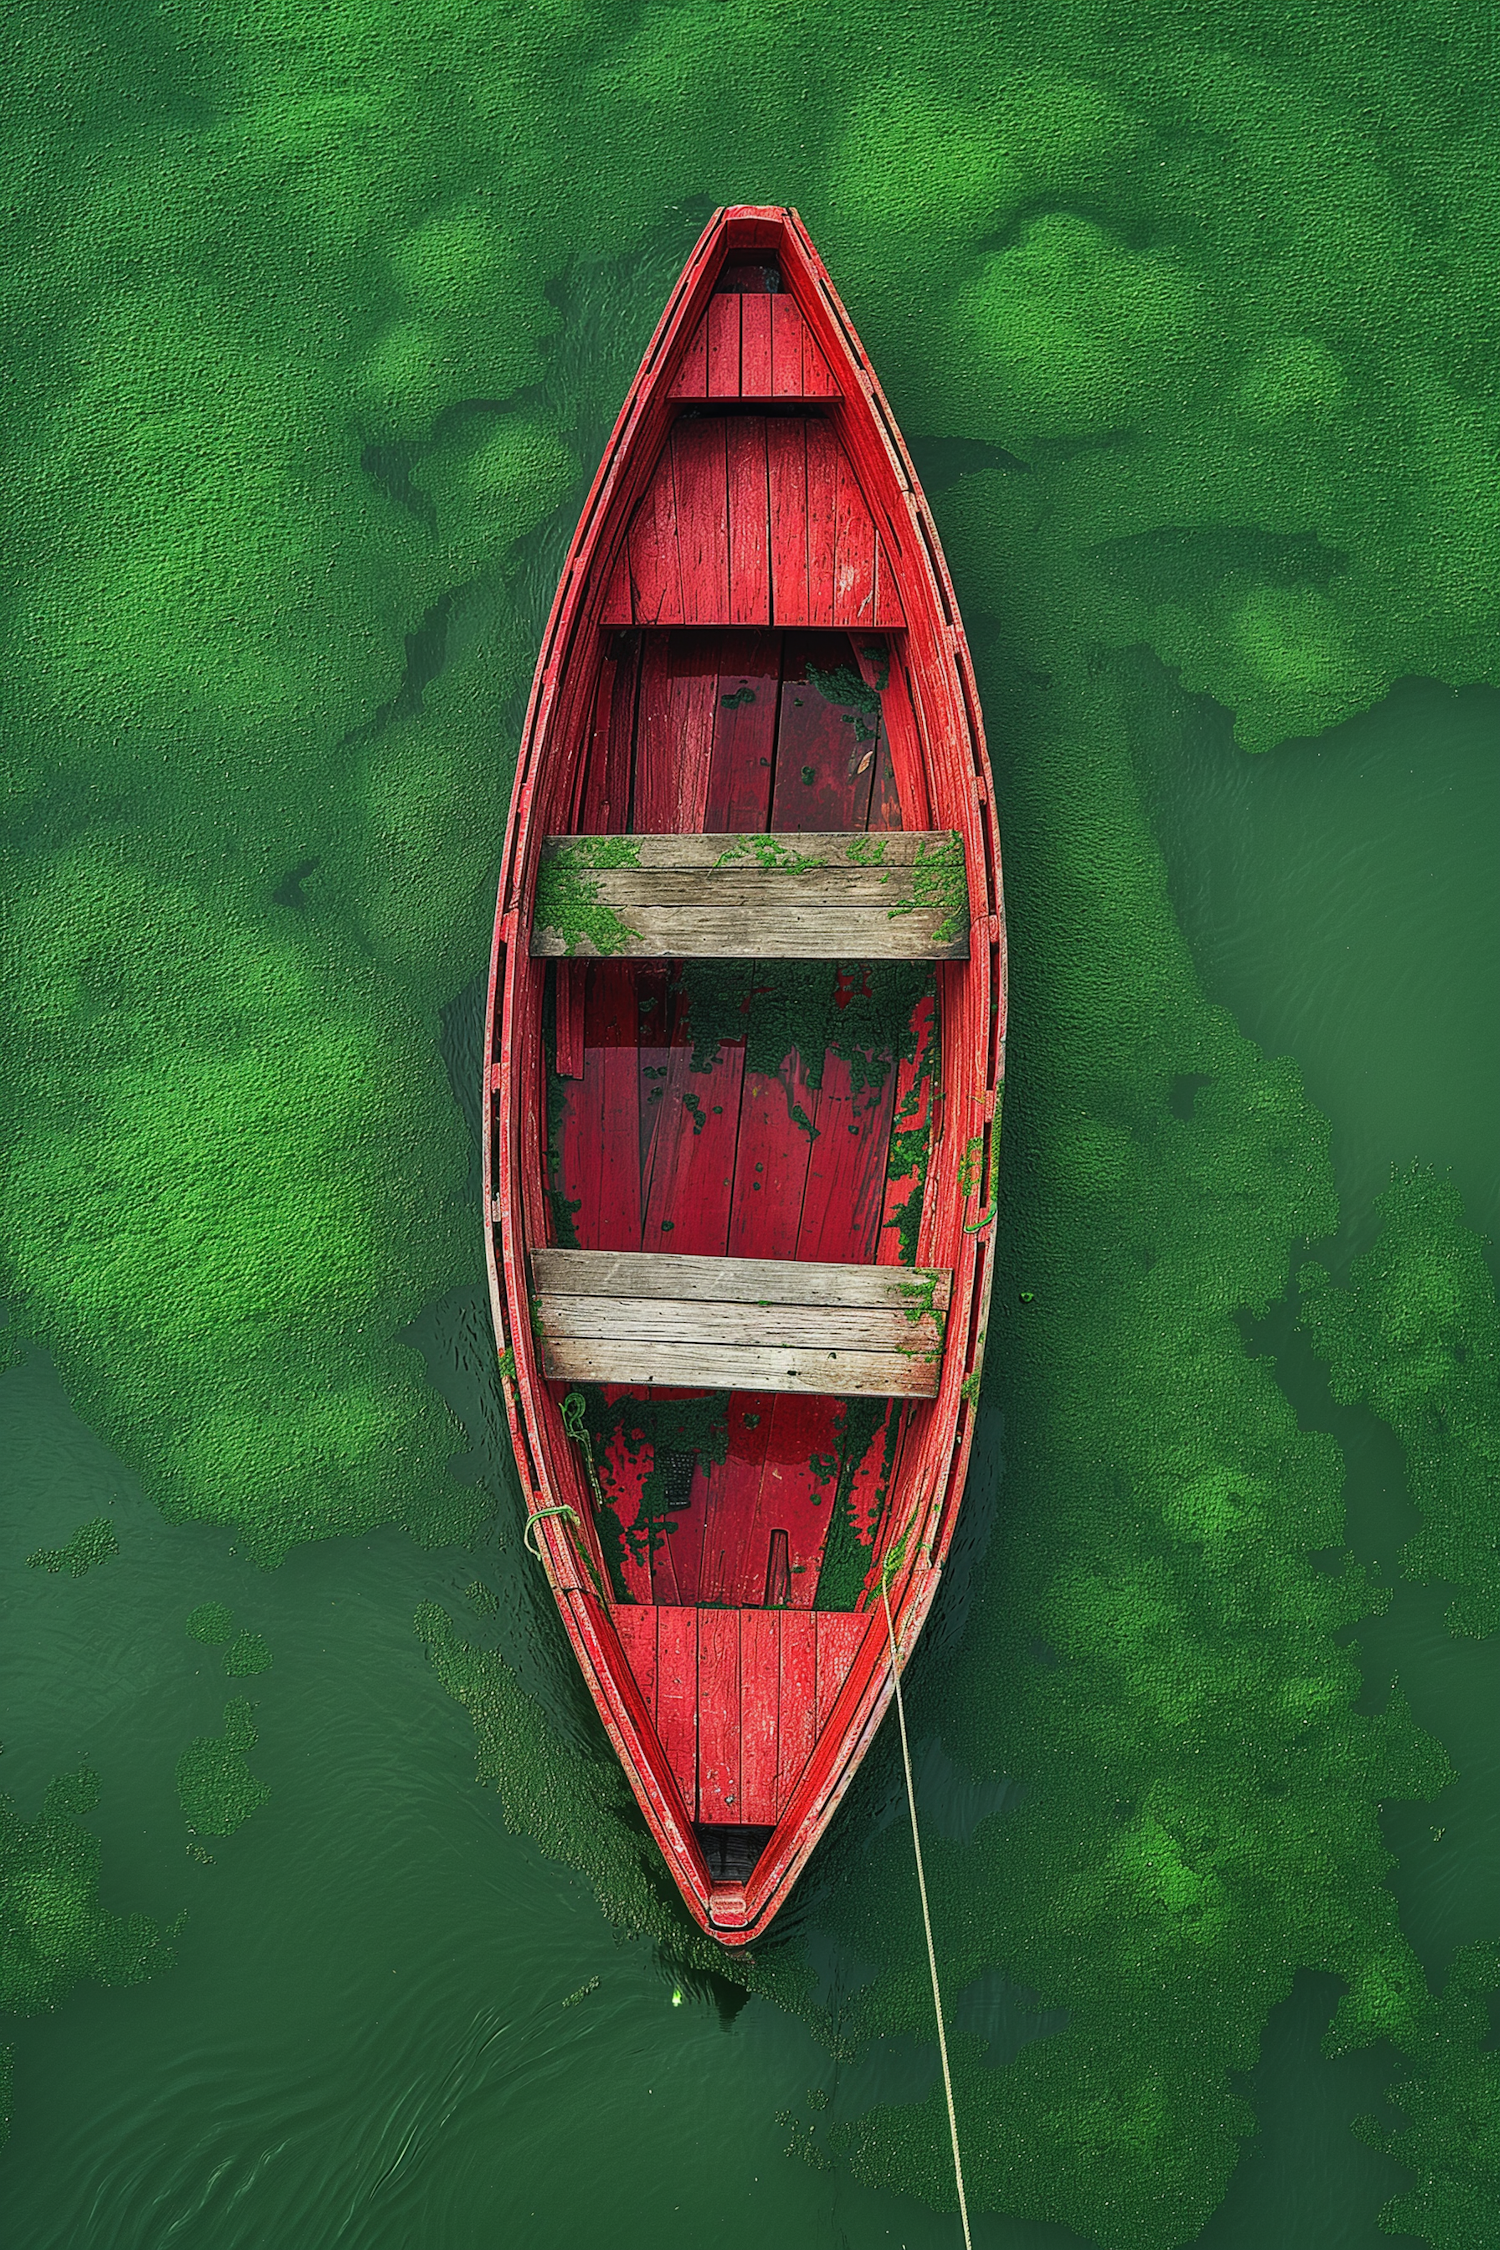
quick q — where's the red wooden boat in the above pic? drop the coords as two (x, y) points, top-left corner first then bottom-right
(483, 206), (1005, 1945)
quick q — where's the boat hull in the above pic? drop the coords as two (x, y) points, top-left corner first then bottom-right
(483, 207), (1005, 1944)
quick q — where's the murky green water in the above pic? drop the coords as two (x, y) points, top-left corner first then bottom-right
(5, 10), (1500, 2245)
(3, 663), (1492, 2247)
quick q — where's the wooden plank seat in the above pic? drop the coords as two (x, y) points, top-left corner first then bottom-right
(531, 830), (968, 959)
(531, 1247), (950, 1398)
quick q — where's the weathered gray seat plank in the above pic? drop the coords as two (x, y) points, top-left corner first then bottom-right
(530, 1247), (948, 1398)
(531, 830), (968, 960)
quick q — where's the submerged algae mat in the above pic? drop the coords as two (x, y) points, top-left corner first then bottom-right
(4, 2), (1500, 2244)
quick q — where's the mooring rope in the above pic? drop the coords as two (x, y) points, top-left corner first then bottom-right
(881, 1566), (973, 2250)
(522, 1501), (581, 1561)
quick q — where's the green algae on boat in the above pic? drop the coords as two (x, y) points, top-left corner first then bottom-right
(534, 835), (642, 957)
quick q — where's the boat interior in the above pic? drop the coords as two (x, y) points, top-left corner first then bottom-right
(513, 240), (980, 1864)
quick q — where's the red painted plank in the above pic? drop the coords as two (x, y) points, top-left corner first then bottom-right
(627, 452), (684, 625)
(746, 1393), (844, 1609)
(669, 309), (709, 398)
(635, 960), (672, 1200)
(842, 1399), (905, 1546)
(878, 986), (938, 1265)
(554, 963), (643, 1250)
(611, 1603), (658, 1715)
(802, 329), (839, 397)
(639, 1006), (746, 1257)
(727, 417), (771, 627)
(794, 1042), (899, 1266)
(706, 293), (740, 398)
(804, 422), (838, 628)
(693, 1407), (772, 1608)
(697, 1610), (742, 1823)
(769, 634), (878, 832)
(632, 631), (719, 832)
(771, 294), (806, 398)
(739, 1609), (780, 1825)
(767, 420), (810, 626)
(815, 1611), (866, 1735)
(739, 293), (773, 396)
(703, 631), (781, 831)
(657, 1606), (699, 1815)
(726, 1048), (818, 1259)
(833, 450), (877, 630)
(853, 636), (903, 834)
(594, 1409), (655, 1606)
(671, 419), (730, 623)
(873, 533), (906, 627)
(878, 651), (933, 829)
(601, 540), (634, 624)
(775, 1611), (819, 1814)
(555, 961), (585, 1079)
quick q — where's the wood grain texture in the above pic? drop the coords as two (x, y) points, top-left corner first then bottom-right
(739, 293), (773, 396)
(530, 1247), (951, 1310)
(535, 1293), (944, 1357)
(669, 310), (710, 398)
(696, 1609), (742, 1822)
(738, 1608), (780, 1824)
(536, 1335), (940, 1398)
(671, 419), (730, 624)
(775, 1611), (819, 1807)
(657, 1604), (698, 1811)
(542, 830), (951, 869)
(531, 903), (967, 959)
(771, 294), (806, 398)
(727, 418), (770, 627)
(706, 293), (740, 397)
(767, 419), (810, 623)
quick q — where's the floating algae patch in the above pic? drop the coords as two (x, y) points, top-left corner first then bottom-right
(185, 1602), (235, 1646)
(414, 1601), (809, 2005)
(1301, 1165), (1500, 1639)
(175, 1700), (269, 1838)
(0, 1765), (174, 2142)
(1354, 1941), (1500, 2246)
(25, 1515), (117, 1577)
(221, 1631), (273, 1679)
(0, 853), (484, 1564)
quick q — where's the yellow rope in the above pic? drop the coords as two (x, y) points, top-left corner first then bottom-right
(881, 1562), (973, 2250)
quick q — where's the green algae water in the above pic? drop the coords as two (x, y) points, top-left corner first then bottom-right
(4, 6), (1500, 2246)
